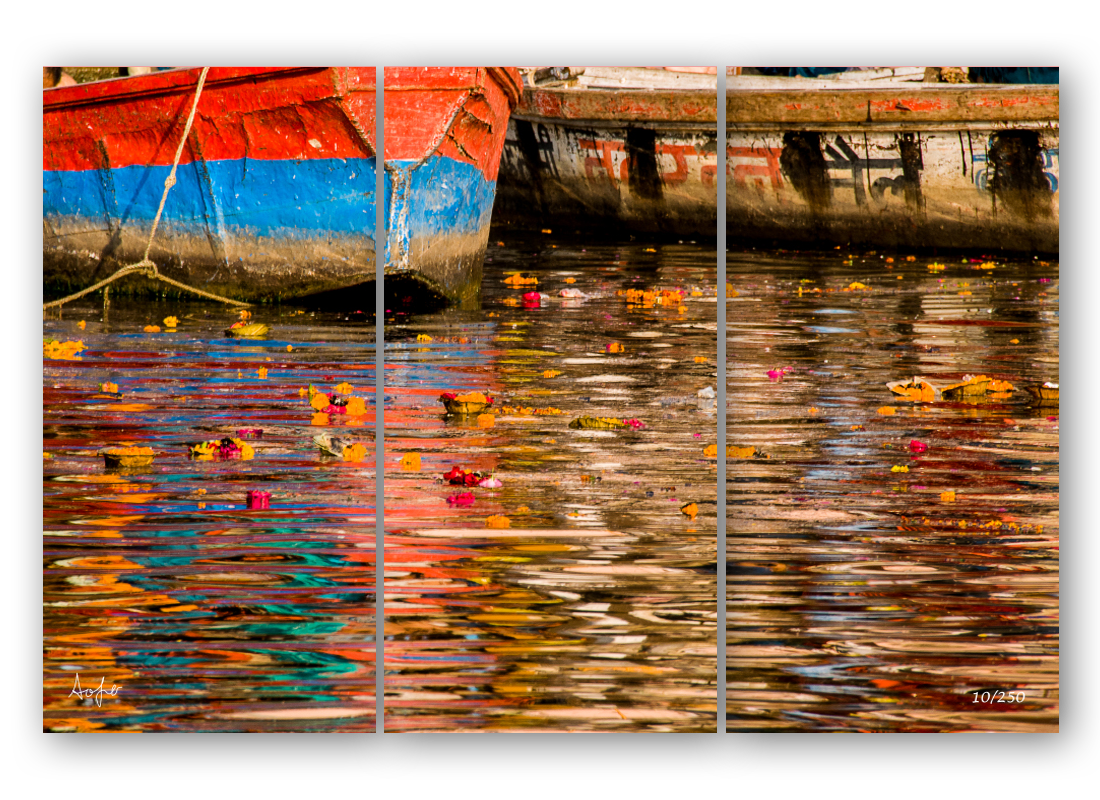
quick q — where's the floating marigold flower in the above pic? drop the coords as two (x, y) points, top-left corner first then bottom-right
(335, 382), (354, 394)
(564, 277), (576, 284)
(346, 397), (367, 417)
(694, 356), (707, 363)
(400, 452), (421, 471)
(258, 367), (268, 379)
(143, 325), (161, 333)
(287, 345), (293, 352)
(891, 465), (909, 473)
(680, 502), (698, 520)
(928, 263), (946, 272)
(877, 406), (897, 415)
(311, 412), (330, 426)
(543, 369), (561, 378)
(239, 309), (251, 320)
(888, 379), (936, 403)
(845, 282), (869, 291)
(485, 515), (511, 528)
(310, 392), (331, 411)
(78, 320), (86, 329)
(504, 274), (538, 286)
(809, 407), (820, 414)
(605, 342), (624, 354)
(906, 255), (916, 261)
(342, 443), (368, 462)
(43, 339), (85, 361)
(728, 446), (756, 459)
(704, 444), (718, 458)
(163, 316), (178, 328)
(99, 382), (119, 394)
(941, 490), (956, 502)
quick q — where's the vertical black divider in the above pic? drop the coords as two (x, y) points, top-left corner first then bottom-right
(374, 65), (382, 735)
(717, 66), (727, 731)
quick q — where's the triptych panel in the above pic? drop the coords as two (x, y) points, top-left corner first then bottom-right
(42, 65), (1057, 734)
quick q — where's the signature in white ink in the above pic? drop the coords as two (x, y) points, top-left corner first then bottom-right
(68, 674), (121, 707)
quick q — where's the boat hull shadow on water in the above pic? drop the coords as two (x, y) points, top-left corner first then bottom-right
(44, 67), (380, 304)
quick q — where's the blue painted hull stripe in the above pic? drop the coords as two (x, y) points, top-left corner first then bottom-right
(44, 157), (377, 239)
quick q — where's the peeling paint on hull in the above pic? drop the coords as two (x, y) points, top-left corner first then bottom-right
(383, 67), (522, 306)
(43, 67), (378, 303)
(494, 84), (719, 237)
(495, 78), (1059, 254)
(725, 84), (1059, 253)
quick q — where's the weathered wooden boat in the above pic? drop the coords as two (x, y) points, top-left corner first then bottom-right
(494, 68), (1059, 254)
(725, 72), (1059, 253)
(44, 67), (379, 304)
(493, 67), (718, 238)
(382, 67), (523, 308)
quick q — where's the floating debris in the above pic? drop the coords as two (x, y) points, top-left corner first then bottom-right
(190, 437), (255, 461)
(43, 339), (84, 361)
(225, 321), (270, 338)
(440, 391), (494, 415)
(246, 490), (270, 509)
(568, 416), (627, 430)
(102, 446), (154, 468)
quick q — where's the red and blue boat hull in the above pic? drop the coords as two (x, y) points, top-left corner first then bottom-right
(383, 67), (522, 307)
(44, 67), (378, 303)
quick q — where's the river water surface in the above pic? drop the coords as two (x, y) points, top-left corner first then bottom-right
(43, 306), (377, 731)
(726, 251), (1059, 732)
(43, 235), (719, 733)
(383, 237), (719, 732)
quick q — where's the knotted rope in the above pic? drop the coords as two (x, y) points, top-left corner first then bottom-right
(44, 67), (251, 310)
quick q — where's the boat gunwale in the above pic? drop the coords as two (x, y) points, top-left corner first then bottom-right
(726, 84), (1059, 125)
(43, 67), (375, 111)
